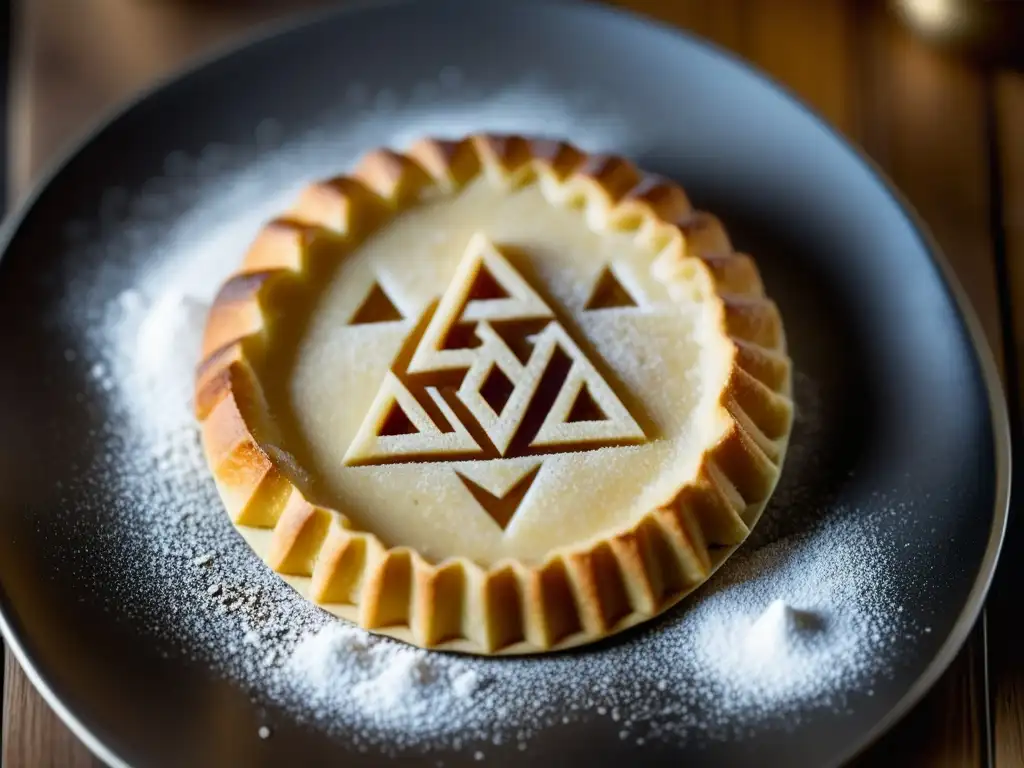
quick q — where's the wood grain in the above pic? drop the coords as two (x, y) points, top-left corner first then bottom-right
(990, 69), (1024, 768)
(10, 0), (328, 196)
(2, 651), (99, 768)
(3, 1), (1006, 765)
(740, 0), (859, 137)
(856, 2), (1003, 364)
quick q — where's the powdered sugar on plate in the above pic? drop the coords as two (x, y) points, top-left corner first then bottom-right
(54, 73), (928, 757)
(290, 622), (485, 735)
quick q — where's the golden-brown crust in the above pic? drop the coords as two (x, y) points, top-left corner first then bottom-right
(195, 134), (794, 655)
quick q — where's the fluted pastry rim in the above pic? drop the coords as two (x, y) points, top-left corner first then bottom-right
(195, 134), (794, 655)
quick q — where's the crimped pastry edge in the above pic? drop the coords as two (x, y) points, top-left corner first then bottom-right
(194, 134), (794, 655)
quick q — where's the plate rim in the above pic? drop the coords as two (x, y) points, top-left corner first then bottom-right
(0, 1), (1010, 766)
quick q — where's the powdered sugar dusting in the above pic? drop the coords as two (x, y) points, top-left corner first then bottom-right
(53, 74), (929, 758)
(691, 534), (900, 717)
(289, 622), (487, 737)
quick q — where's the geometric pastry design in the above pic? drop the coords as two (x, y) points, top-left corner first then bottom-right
(195, 134), (794, 655)
(344, 233), (645, 468)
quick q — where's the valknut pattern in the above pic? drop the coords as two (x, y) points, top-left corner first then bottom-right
(195, 134), (794, 655)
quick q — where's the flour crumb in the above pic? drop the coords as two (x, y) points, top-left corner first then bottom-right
(288, 622), (490, 742)
(746, 599), (824, 659)
(451, 669), (482, 698)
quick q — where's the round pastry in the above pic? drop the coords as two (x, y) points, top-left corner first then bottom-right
(195, 135), (793, 655)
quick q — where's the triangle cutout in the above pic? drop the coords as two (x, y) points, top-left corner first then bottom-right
(455, 464), (541, 531)
(566, 383), (608, 423)
(466, 263), (510, 302)
(379, 401), (420, 436)
(584, 267), (639, 310)
(529, 328), (646, 451)
(350, 282), (404, 325)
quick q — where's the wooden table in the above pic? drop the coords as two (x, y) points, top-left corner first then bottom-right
(3, 1), (1021, 765)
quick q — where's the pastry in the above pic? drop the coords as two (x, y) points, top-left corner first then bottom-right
(195, 135), (793, 654)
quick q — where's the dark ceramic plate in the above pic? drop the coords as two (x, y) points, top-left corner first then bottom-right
(0, 1), (1009, 766)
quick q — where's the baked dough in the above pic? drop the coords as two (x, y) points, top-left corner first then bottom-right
(195, 135), (793, 654)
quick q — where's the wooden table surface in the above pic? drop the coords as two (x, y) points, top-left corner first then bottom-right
(2, 1), (1021, 765)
